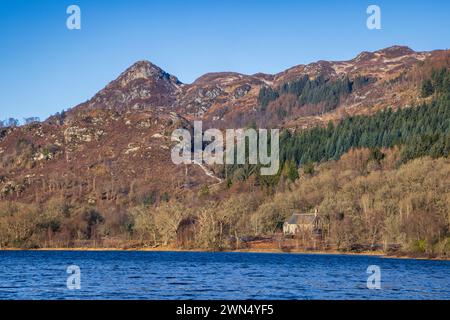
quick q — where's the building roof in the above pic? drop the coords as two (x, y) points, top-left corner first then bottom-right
(286, 212), (318, 225)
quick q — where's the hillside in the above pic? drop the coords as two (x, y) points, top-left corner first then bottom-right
(3, 46), (447, 203)
(0, 46), (449, 256)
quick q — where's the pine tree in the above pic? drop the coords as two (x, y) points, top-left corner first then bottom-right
(421, 79), (434, 98)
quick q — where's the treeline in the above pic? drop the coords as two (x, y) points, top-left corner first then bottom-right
(258, 75), (374, 113)
(280, 69), (450, 166)
(421, 67), (450, 98)
(0, 117), (40, 128)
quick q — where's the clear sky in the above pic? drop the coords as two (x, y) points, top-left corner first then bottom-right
(0, 0), (449, 121)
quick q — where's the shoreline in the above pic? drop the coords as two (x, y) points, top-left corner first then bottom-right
(1, 246), (447, 261)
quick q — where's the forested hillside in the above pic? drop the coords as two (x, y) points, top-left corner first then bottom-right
(259, 75), (374, 114)
(0, 48), (449, 258)
(279, 68), (450, 166)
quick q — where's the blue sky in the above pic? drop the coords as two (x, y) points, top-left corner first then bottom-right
(0, 0), (449, 121)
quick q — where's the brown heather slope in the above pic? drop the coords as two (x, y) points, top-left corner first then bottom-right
(0, 46), (449, 208)
(0, 107), (218, 204)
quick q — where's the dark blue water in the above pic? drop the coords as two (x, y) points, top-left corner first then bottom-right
(0, 251), (449, 299)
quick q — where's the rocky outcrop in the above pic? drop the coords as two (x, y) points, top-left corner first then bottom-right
(76, 60), (182, 112)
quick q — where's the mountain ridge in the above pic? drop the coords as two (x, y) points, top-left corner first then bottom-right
(1, 45), (449, 206)
(65, 45), (432, 126)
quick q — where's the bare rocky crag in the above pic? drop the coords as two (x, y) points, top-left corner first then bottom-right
(1, 46), (449, 207)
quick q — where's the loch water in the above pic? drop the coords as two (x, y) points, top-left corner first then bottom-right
(0, 251), (449, 299)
